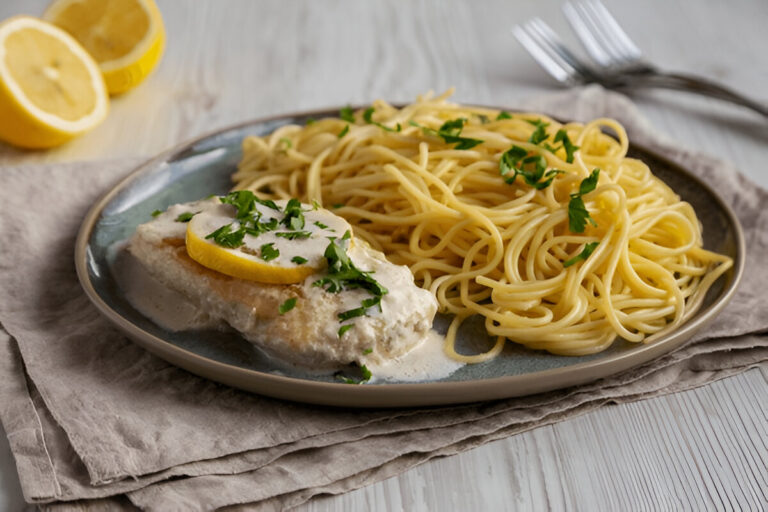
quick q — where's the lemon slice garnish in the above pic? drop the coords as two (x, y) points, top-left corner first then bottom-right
(185, 200), (352, 285)
(43, 0), (165, 95)
(0, 16), (109, 148)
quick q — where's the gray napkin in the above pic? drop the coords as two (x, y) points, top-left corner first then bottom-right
(1, 87), (767, 511)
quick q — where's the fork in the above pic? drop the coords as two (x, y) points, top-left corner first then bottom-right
(513, 1), (768, 118)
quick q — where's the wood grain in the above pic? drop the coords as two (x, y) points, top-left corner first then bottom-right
(0, 1), (766, 510)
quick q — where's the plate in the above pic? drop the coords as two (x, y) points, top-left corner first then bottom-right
(75, 108), (745, 408)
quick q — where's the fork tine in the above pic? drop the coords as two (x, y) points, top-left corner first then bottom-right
(513, 22), (580, 84)
(526, 18), (594, 78)
(565, 0), (641, 67)
(587, 0), (642, 60)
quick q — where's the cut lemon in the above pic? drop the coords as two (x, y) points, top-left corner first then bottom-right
(43, 0), (165, 95)
(185, 198), (352, 285)
(0, 16), (108, 148)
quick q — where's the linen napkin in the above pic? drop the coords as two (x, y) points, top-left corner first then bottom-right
(1, 87), (767, 511)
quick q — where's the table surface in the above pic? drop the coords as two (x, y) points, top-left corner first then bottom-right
(1, 0), (767, 510)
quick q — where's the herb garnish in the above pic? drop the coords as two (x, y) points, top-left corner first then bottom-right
(276, 231), (312, 240)
(279, 297), (297, 314)
(334, 363), (372, 384)
(363, 107), (401, 132)
(363, 348), (373, 355)
(278, 137), (292, 151)
(496, 111), (513, 120)
(291, 256), (308, 264)
(476, 114), (490, 124)
(175, 212), (196, 223)
(205, 223), (246, 248)
(314, 221), (329, 229)
(260, 242), (279, 261)
(282, 198), (305, 230)
(563, 242), (600, 267)
(553, 129), (579, 163)
(339, 105), (355, 123)
(151, 209), (163, 217)
(338, 124), (349, 138)
(527, 119), (550, 145)
(338, 324), (354, 338)
(305, 118), (316, 125)
(499, 146), (564, 190)
(409, 118), (484, 150)
(568, 169), (600, 233)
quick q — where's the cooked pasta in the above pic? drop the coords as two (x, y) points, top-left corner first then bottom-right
(231, 90), (733, 361)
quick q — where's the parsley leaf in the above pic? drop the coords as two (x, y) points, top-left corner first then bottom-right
(175, 212), (196, 223)
(500, 146), (563, 190)
(362, 107), (401, 132)
(363, 348), (373, 355)
(338, 124), (349, 138)
(314, 221), (329, 229)
(279, 297), (297, 314)
(563, 242), (600, 267)
(410, 118), (484, 150)
(282, 198), (305, 230)
(260, 243), (279, 261)
(340, 105), (355, 123)
(305, 117), (316, 125)
(496, 111), (513, 120)
(334, 363), (372, 384)
(151, 209), (163, 217)
(554, 129), (579, 163)
(313, 238), (388, 296)
(205, 223), (246, 248)
(527, 119), (550, 145)
(291, 256), (308, 264)
(220, 190), (257, 220)
(338, 325), (354, 338)
(476, 114), (490, 124)
(275, 231), (312, 240)
(278, 137), (292, 150)
(567, 169), (600, 233)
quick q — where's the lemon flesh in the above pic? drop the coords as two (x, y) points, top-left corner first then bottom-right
(0, 16), (108, 148)
(185, 199), (353, 285)
(44, 0), (165, 94)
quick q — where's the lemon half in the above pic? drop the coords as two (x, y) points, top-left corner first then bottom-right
(44, 0), (165, 95)
(0, 16), (108, 148)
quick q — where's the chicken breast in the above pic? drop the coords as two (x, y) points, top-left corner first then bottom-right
(127, 200), (438, 369)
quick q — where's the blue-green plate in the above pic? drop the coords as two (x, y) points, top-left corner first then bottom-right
(75, 108), (744, 408)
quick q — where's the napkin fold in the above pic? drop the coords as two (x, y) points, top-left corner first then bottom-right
(1, 87), (767, 511)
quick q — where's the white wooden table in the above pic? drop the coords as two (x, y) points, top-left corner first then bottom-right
(1, 1), (766, 509)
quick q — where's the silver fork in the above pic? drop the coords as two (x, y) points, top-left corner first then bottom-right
(513, 2), (768, 118)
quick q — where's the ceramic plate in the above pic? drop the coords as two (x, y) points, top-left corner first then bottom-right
(75, 108), (745, 408)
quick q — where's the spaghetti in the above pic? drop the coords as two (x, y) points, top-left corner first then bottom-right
(231, 90), (733, 361)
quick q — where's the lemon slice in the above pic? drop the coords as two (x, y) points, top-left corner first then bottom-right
(185, 199), (352, 285)
(43, 0), (165, 95)
(0, 16), (108, 148)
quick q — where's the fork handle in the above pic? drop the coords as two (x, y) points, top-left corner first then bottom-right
(615, 71), (768, 118)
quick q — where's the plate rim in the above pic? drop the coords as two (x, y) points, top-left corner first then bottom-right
(74, 107), (747, 408)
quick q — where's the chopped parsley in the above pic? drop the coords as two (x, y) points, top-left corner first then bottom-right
(332, 203), (344, 209)
(291, 256), (308, 264)
(275, 231), (312, 240)
(568, 169), (600, 233)
(363, 348), (373, 355)
(305, 117), (316, 125)
(278, 137), (292, 151)
(151, 209), (163, 217)
(175, 211), (196, 223)
(338, 124), (349, 138)
(311, 199), (321, 210)
(314, 220), (329, 229)
(339, 105), (355, 123)
(527, 119), (550, 145)
(496, 111), (513, 120)
(338, 324), (354, 338)
(334, 363), (372, 384)
(260, 242), (279, 261)
(279, 297), (297, 314)
(499, 146), (563, 190)
(553, 129), (579, 163)
(410, 118), (484, 150)
(363, 107), (401, 132)
(205, 223), (245, 248)
(476, 113), (490, 124)
(282, 198), (305, 230)
(563, 242), (600, 267)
